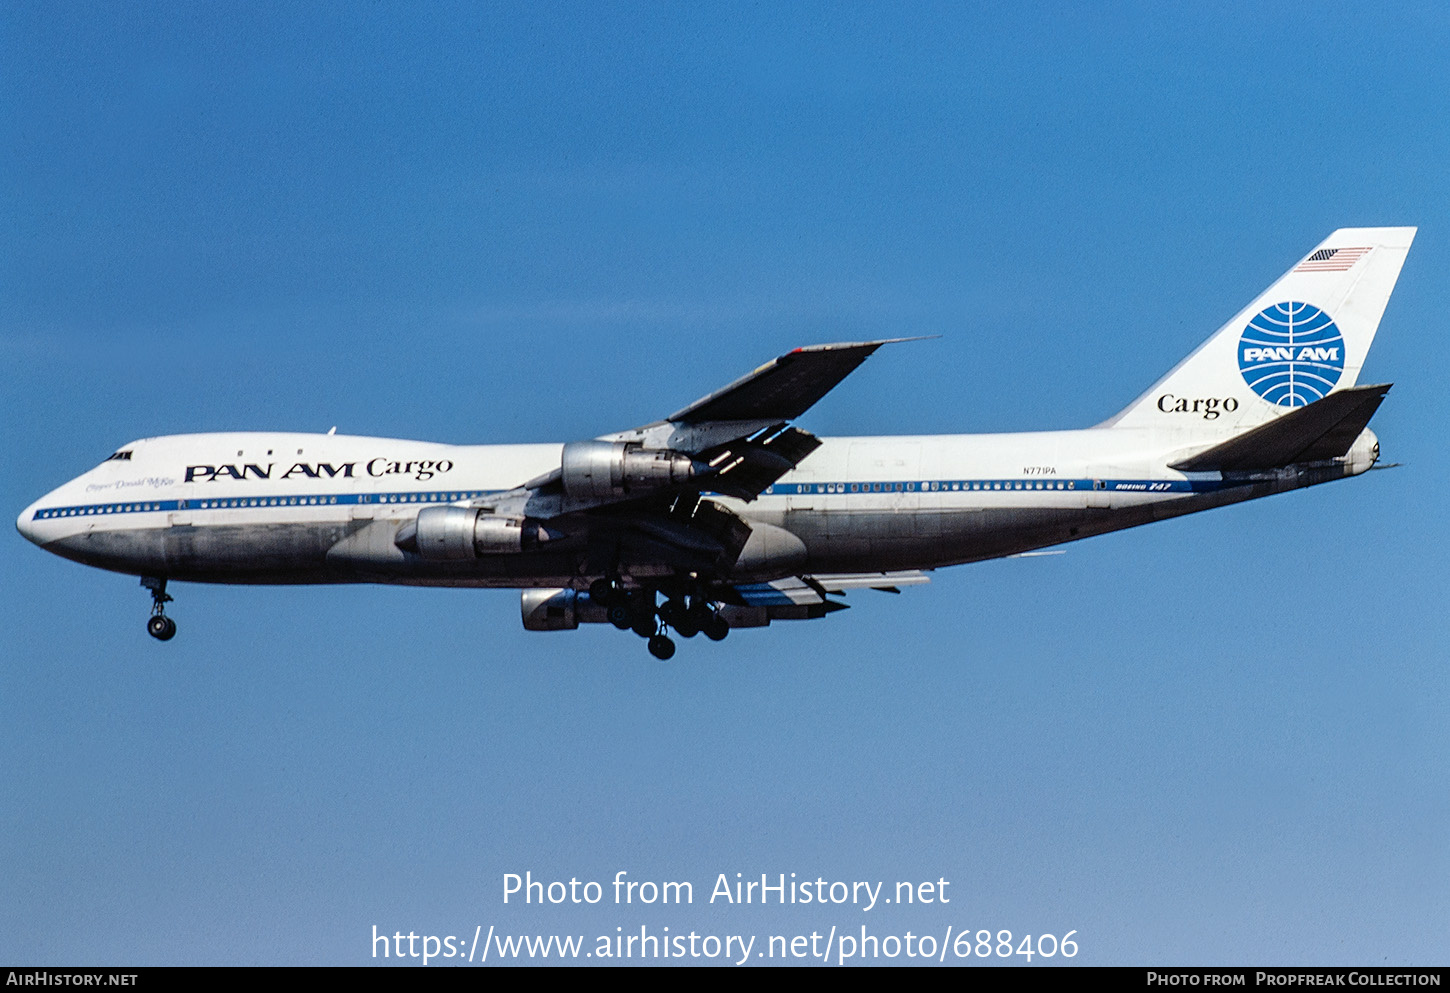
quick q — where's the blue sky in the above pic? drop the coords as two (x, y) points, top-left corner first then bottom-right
(3, 2), (1447, 965)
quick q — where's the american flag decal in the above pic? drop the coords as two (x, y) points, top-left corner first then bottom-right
(1294, 246), (1371, 272)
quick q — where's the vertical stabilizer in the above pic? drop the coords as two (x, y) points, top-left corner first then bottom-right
(1102, 227), (1415, 432)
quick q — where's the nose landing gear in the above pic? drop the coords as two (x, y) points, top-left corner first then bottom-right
(141, 576), (176, 641)
(146, 615), (177, 641)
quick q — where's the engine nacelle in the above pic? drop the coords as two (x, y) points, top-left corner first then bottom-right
(520, 588), (608, 630)
(560, 440), (697, 502)
(398, 506), (554, 560)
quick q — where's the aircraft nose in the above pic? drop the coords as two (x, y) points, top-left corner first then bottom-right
(17, 500), (46, 546)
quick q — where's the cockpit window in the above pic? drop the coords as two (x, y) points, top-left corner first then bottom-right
(105, 451), (133, 461)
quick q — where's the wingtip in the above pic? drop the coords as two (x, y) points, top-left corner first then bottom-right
(793, 334), (940, 353)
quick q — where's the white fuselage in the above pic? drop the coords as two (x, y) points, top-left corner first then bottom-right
(16, 426), (1372, 587)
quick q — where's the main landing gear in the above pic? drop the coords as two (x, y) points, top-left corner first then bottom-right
(141, 576), (176, 641)
(588, 578), (728, 660)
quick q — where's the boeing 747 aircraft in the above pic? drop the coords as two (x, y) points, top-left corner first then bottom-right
(17, 227), (1414, 658)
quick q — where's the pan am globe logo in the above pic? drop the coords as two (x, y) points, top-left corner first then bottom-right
(1238, 302), (1345, 406)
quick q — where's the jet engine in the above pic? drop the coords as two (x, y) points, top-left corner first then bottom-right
(521, 588), (609, 630)
(560, 440), (697, 502)
(396, 506), (555, 560)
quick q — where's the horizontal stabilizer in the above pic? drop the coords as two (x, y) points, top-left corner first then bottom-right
(1169, 384), (1390, 472)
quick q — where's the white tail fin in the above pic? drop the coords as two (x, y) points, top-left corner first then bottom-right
(1102, 227), (1415, 432)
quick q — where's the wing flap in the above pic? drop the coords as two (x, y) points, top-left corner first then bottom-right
(700, 425), (823, 500)
(1169, 383), (1391, 472)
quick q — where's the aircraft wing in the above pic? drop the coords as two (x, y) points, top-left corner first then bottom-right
(704, 571), (932, 626)
(495, 340), (911, 580)
(520, 339), (910, 512)
(657, 338), (922, 500)
(733, 571), (932, 606)
(668, 339), (913, 423)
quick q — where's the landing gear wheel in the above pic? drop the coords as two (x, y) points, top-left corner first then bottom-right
(647, 634), (676, 660)
(660, 600), (697, 638)
(702, 614), (729, 641)
(607, 604), (632, 630)
(589, 578), (615, 605)
(625, 589), (659, 638)
(141, 576), (176, 641)
(631, 612), (657, 638)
